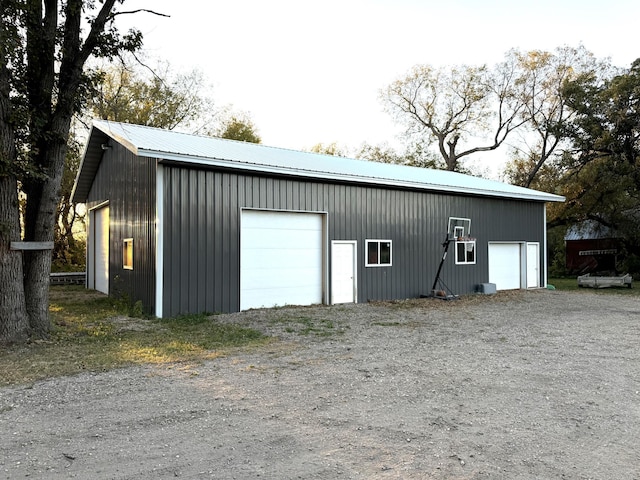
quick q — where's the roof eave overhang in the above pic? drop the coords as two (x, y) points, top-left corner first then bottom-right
(71, 126), (105, 203)
(71, 123), (141, 203)
(145, 150), (565, 203)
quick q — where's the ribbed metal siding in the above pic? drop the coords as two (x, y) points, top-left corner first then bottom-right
(432, 196), (545, 295)
(161, 167), (546, 316)
(86, 143), (156, 312)
(163, 168), (238, 315)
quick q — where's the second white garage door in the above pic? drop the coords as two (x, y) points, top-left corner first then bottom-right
(91, 205), (110, 294)
(488, 243), (521, 290)
(240, 210), (324, 310)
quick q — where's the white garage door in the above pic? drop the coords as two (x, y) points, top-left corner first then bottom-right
(240, 210), (323, 310)
(93, 206), (109, 294)
(488, 243), (521, 290)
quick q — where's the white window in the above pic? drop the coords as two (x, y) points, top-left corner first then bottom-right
(455, 239), (476, 265)
(123, 238), (134, 270)
(366, 239), (392, 267)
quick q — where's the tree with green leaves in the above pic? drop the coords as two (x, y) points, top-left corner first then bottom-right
(308, 142), (345, 156)
(546, 59), (640, 272)
(356, 141), (442, 169)
(560, 59), (640, 222)
(504, 45), (609, 188)
(88, 60), (215, 131)
(0, 1), (156, 343)
(214, 111), (261, 143)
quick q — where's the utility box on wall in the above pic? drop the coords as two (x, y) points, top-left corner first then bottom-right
(478, 283), (497, 294)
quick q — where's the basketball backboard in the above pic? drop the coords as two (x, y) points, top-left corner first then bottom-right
(447, 217), (471, 240)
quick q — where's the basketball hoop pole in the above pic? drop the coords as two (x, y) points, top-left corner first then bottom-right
(431, 234), (452, 293)
(426, 217), (468, 299)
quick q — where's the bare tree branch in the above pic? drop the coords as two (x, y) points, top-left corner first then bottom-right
(109, 9), (170, 19)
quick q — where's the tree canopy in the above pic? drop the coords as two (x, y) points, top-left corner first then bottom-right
(556, 60), (640, 242)
(383, 60), (528, 172)
(308, 142), (346, 156)
(503, 46), (609, 188)
(355, 141), (441, 169)
(88, 60), (215, 131)
(214, 112), (261, 143)
(517, 58), (640, 273)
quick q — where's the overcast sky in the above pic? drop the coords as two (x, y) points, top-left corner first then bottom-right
(115, 0), (640, 173)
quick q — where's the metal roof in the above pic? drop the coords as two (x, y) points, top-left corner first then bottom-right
(72, 120), (565, 203)
(564, 221), (618, 241)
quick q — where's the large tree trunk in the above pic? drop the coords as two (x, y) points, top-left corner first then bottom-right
(0, 175), (29, 343)
(23, 117), (71, 337)
(0, 0), (138, 343)
(23, 250), (53, 337)
(0, 26), (30, 342)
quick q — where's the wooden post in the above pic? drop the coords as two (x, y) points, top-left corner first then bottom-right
(10, 242), (54, 251)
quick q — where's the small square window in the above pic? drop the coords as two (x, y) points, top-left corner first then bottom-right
(455, 240), (476, 265)
(366, 240), (392, 267)
(123, 238), (133, 270)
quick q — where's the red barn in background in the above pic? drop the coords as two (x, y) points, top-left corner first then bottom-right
(565, 222), (621, 274)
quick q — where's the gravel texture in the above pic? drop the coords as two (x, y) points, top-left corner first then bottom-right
(1, 289), (640, 479)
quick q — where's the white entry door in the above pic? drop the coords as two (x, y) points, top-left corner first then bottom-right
(92, 205), (110, 294)
(526, 243), (540, 288)
(331, 241), (357, 304)
(240, 210), (324, 310)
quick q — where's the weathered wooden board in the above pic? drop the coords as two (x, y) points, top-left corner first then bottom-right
(577, 274), (633, 288)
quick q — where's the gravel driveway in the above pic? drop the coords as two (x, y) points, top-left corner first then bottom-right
(1, 289), (639, 479)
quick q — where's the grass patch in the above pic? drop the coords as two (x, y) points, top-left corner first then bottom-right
(548, 277), (582, 291)
(270, 315), (344, 337)
(549, 277), (639, 295)
(0, 286), (269, 387)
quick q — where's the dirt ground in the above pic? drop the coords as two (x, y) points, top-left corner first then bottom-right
(1, 289), (639, 479)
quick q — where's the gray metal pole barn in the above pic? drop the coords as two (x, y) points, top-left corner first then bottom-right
(72, 121), (564, 317)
